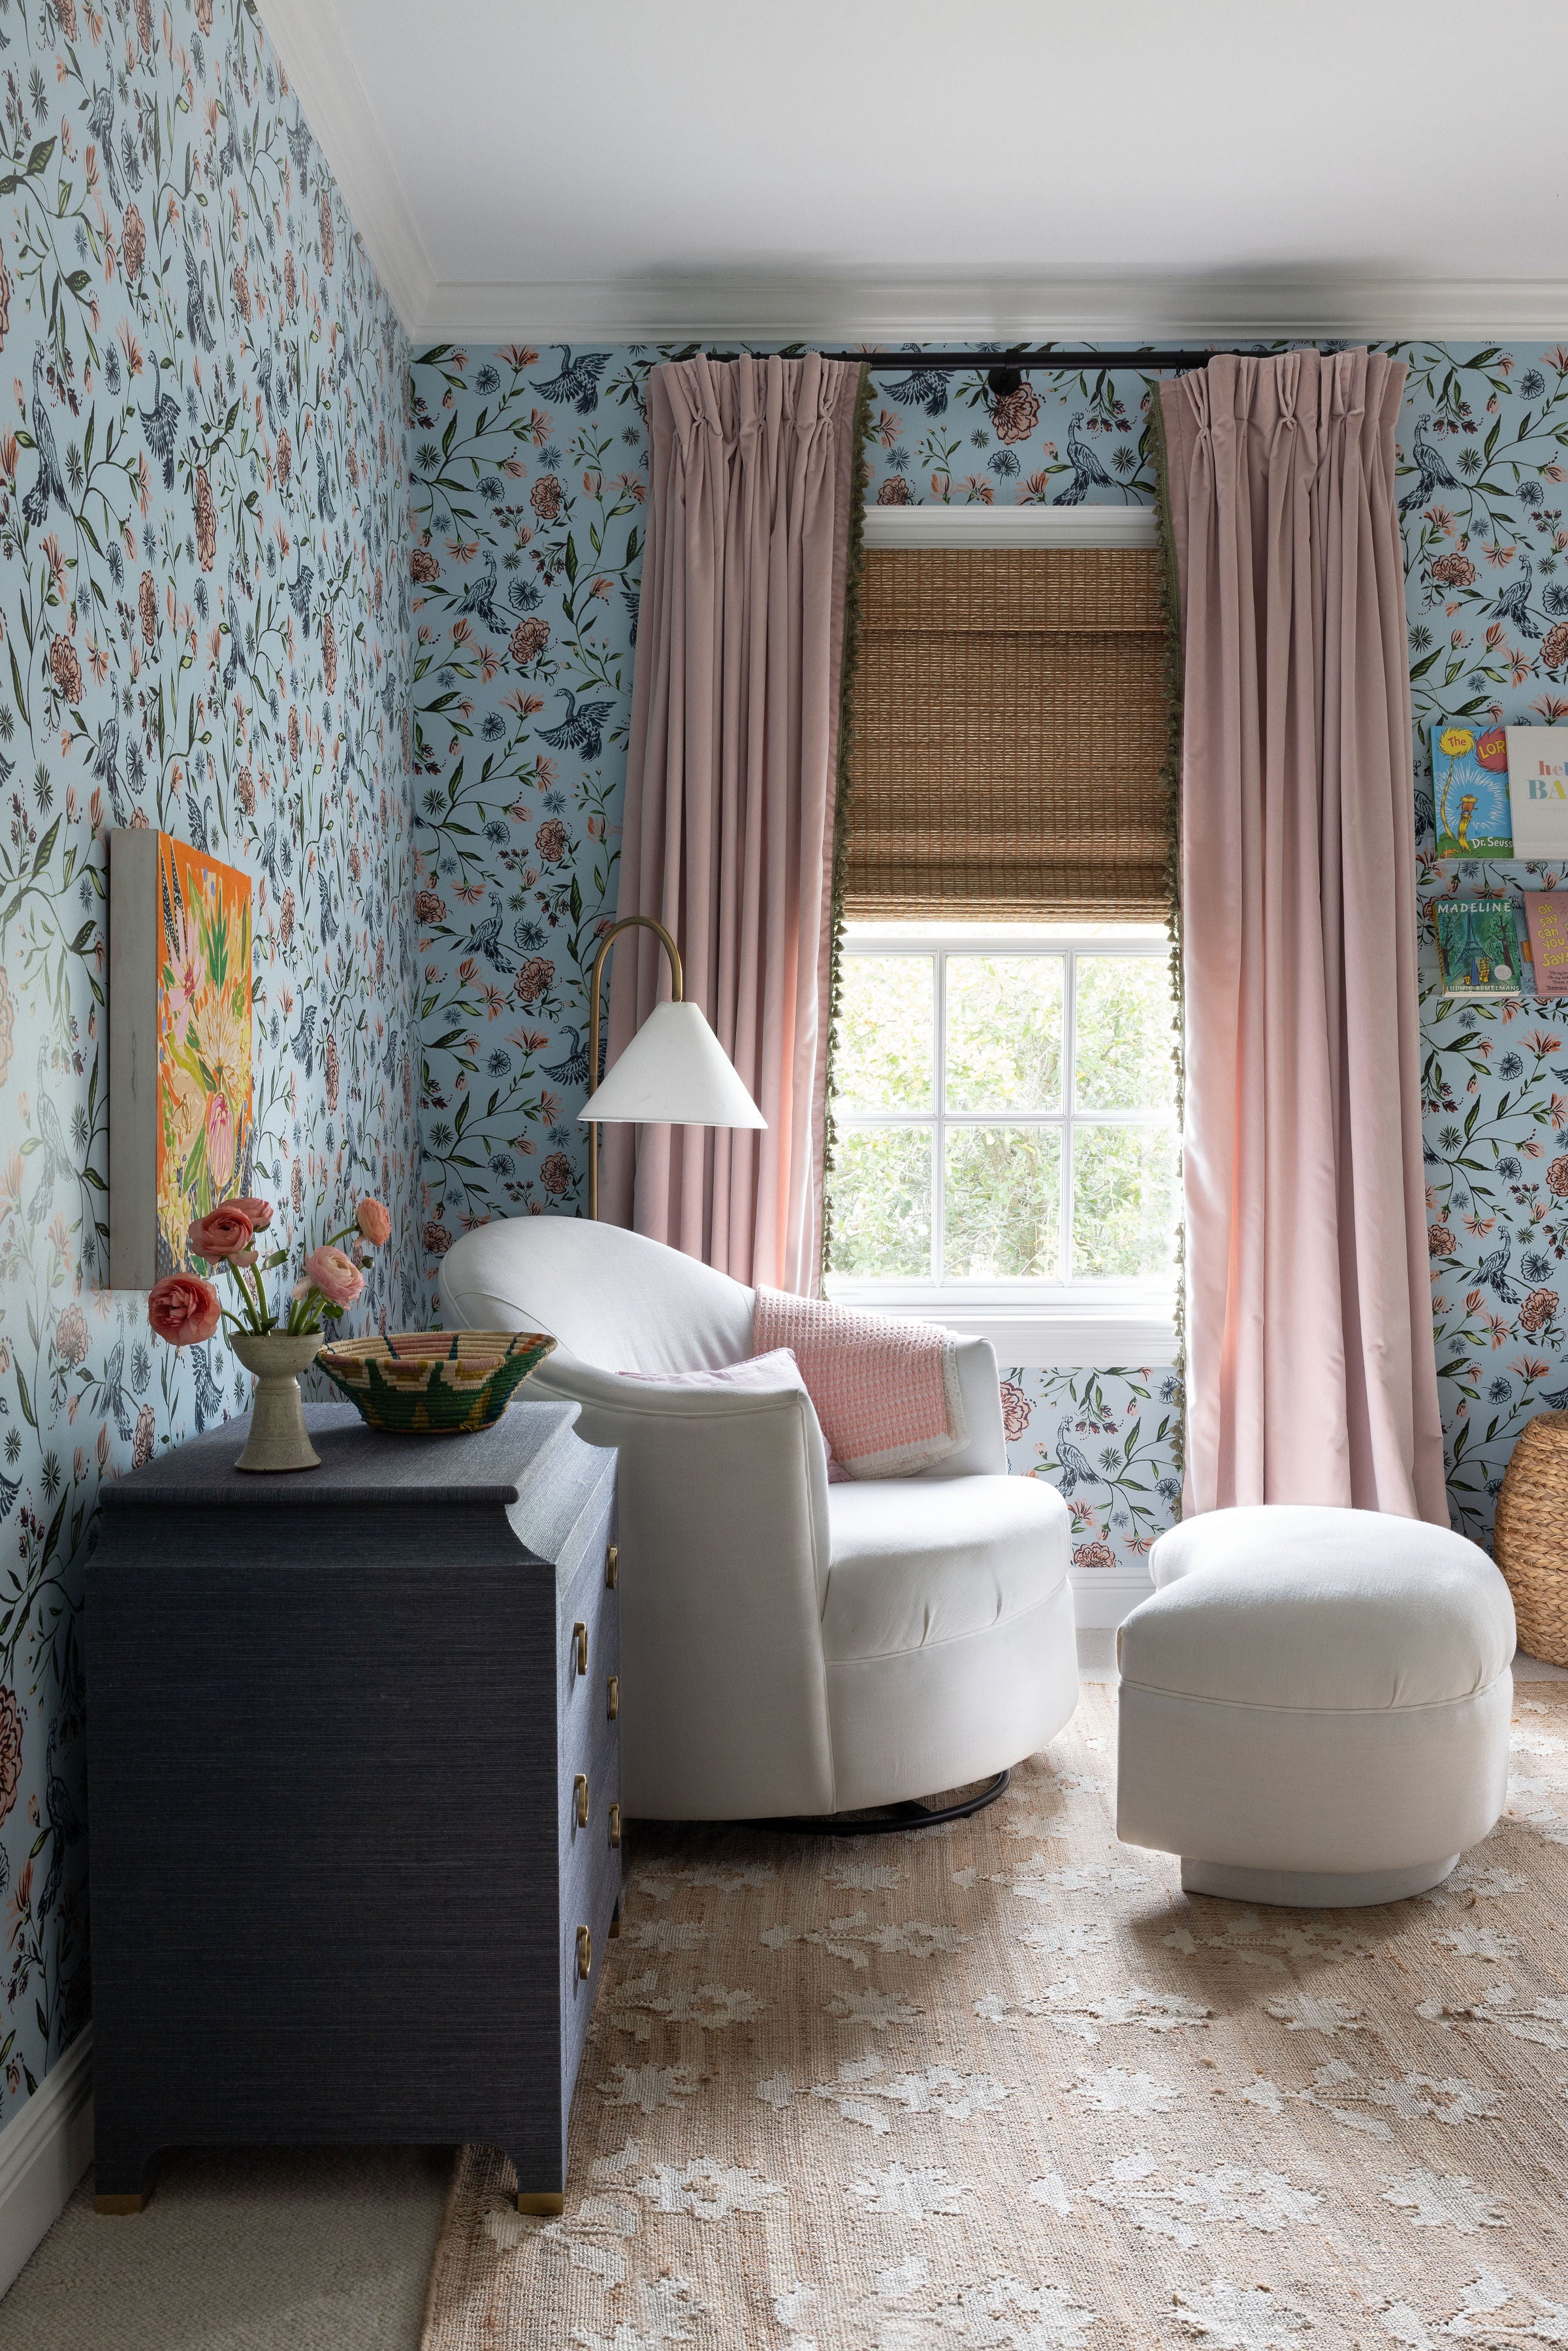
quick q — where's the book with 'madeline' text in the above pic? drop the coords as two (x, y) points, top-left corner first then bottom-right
(1434, 898), (1528, 999)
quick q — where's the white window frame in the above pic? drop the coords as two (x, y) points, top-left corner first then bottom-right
(833, 504), (1176, 1367)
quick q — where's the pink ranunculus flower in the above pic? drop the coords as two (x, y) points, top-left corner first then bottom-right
(228, 1196), (274, 1232)
(355, 1197), (391, 1246)
(187, 1204), (255, 1262)
(297, 1245), (365, 1307)
(148, 1272), (221, 1345)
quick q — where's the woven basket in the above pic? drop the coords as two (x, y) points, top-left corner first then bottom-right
(315, 1329), (555, 1435)
(1493, 1410), (1568, 1666)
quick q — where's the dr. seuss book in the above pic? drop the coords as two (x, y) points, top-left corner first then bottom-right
(1432, 720), (1512, 857)
(1434, 899), (1527, 999)
(1522, 891), (1568, 994)
(1506, 726), (1568, 857)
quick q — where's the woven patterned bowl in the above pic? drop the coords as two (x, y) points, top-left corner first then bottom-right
(1493, 1409), (1568, 1666)
(315, 1330), (556, 1435)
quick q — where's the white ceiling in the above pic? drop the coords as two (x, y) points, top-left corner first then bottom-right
(259, 0), (1568, 344)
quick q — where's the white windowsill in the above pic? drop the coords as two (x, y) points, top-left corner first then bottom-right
(822, 1284), (1179, 1369)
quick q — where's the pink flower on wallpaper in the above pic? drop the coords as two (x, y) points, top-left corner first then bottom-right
(999, 1381), (1032, 1441)
(991, 384), (1041, 444)
(1072, 1542), (1117, 1573)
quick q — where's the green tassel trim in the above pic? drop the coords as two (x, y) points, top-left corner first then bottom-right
(1151, 379), (1188, 1486)
(818, 362), (874, 1292)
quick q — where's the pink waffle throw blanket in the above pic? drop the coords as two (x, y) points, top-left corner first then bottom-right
(752, 1289), (967, 1479)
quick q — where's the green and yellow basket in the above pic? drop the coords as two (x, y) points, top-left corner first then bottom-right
(316, 1329), (556, 1435)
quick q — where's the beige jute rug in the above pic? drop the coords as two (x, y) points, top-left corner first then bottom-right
(421, 1683), (1568, 2350)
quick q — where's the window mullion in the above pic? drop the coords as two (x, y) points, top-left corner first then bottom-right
(933, 950), (946, 1284)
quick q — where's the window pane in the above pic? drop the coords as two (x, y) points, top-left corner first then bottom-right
(1074, 955), (1177, 1113)
(827, 1128), (933, 1278)
(1072, 1124), (1178, 1279)
(834, 957), (933, 1111)
(945, 957), (1064, 1112)
(944, 1127), (1061, 1279)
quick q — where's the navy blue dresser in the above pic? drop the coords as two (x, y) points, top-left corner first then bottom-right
(87, 1400), (618, 2216)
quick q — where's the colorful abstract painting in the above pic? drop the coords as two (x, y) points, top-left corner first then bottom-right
(156, 837), (253, 1275)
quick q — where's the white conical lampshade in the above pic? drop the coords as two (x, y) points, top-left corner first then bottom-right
(579, 1001), (767, 1128)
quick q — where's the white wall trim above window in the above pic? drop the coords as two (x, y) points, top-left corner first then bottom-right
(861, 505), (1158, 551)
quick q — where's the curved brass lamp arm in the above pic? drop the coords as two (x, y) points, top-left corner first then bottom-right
(586, 914), (684, 1220)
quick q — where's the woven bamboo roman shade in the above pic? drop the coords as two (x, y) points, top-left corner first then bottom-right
(843, 545), (1172, 921)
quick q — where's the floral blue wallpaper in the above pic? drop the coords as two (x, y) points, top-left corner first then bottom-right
(410, 340), (1568, 1582)
(0, 0), (415, 2124)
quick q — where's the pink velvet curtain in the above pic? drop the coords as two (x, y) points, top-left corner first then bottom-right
(601, 353), (861, 1290)
(1160, 348), (1448, 1522)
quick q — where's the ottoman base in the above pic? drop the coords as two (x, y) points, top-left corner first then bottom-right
(1181, 1855), (1459, 1909)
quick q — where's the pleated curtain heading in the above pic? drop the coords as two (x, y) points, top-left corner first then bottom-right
(842, 544), (1172, 923)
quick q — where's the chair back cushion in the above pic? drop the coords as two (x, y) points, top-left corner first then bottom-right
(438, 1217), (755, 1375)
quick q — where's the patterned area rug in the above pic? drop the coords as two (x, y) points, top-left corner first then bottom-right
(421, 1684), (1568, 2349)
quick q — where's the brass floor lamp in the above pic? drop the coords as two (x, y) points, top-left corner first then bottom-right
(581, 915), (765, 1219)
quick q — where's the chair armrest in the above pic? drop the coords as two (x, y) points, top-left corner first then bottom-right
(910, 1334), (1008, 1478)
(528, 1357), (836, 1819)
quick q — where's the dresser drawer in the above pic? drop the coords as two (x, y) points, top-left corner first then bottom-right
(558, 1522), (619, 1768)
(558, 1728), (621, 2102)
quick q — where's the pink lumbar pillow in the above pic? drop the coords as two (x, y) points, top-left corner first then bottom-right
(616, 1348), (849, 1477)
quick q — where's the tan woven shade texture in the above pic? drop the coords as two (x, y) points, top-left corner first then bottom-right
(844, 545), (1172, 922)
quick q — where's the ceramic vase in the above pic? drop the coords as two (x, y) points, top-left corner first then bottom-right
(231, 1331), (323, 1472)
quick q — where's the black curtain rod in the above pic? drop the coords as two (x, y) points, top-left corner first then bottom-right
(816, 349), (1221, 372)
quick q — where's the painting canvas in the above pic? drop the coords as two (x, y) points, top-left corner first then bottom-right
(110, 831), (254, 1288)
(1431, 720), (1513, 858)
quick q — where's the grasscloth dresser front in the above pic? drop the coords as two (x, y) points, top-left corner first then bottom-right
(87, 1399), (619, 2216)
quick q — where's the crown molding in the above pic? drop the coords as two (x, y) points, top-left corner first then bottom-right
(409, 272), (1568, 351)
(253, 0), (434, 334)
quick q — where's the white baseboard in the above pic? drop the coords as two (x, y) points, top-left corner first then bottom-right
(0, 2030), (93, 2301)
(1069, 1575), (1153, 1629)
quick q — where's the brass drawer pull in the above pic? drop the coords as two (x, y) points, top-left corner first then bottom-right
(573, 1621), (588, 1676)
(573, 1772), (588, 1827)
(605, 1542), (618, 1590)
(606, 1673), (619, 1720)
(576, 1925), (591, 1979)
(608, 1802), (622, 1849)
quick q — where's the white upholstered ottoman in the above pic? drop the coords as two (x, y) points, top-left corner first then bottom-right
(1116, 1505), (1516, 1906)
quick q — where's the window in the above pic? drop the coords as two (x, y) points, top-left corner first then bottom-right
(827, 509), (1179, 1360)
(825, 922), (1179, 1351)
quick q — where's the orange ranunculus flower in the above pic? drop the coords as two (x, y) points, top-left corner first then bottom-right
(227, 1196), (274, 1232)
(355, 1198), (391, 1246)
(148, 1272), (221, 1346)
(187, 1204), (254, 1262)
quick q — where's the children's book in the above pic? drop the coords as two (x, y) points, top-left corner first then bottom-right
(1432, 720), (1513, 857)
(1522, 891), (1568, 994)
(1506, 726), (1568, 857)
(1434, 899), (1526, 998)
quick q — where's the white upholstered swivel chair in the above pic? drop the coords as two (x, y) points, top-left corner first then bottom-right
(439, 1219), (1076, 1821)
